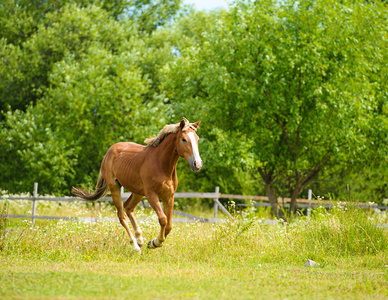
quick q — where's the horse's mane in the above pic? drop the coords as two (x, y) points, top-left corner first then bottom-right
(144, 119), (197, 147)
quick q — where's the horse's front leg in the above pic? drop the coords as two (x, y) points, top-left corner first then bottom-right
(146, 193), (168, 249)
(163, 196), (174, 238)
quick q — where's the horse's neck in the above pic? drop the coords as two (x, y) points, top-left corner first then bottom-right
(154, 133), (179, 176)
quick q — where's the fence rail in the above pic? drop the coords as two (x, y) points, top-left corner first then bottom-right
(1, 183), (387, 228)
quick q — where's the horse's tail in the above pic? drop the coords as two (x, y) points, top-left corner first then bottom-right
(71, 172), (108, 201)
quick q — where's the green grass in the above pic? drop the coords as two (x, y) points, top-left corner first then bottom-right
(0, 201), (387, 299)
(2, 259), (387, 299)
(1, 198), (220, 220)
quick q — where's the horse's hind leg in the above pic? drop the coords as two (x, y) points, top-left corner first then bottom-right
(124, 193), (144, 248)
(109, 183), (141, 253)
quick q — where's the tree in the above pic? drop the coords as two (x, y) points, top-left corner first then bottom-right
(162, 0), (388, 217)
(0, 4), (167, 194)
(127, 0), (183, 33)
(0, 3), (131, 115)
(161, 9), (250, 199)
(0, 0), (184, 115)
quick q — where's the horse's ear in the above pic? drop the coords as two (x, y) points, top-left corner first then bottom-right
(192, 119), (202, 129)
(179, 119), (186, 131)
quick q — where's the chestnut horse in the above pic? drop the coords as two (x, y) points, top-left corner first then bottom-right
(72, 119), (202, 253)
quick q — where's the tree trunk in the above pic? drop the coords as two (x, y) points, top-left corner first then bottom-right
(289, 184), (301, 215)
(290, 165), (322, 214)
(265, 183), (287, 221)
(258, 166), (287, 221)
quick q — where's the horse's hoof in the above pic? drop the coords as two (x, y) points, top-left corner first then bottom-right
(132, 242), (141, 254)
(147, 240), (155, 249)
(147, 240), (162, 249)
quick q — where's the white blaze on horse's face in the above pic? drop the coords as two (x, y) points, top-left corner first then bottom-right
(187, 132), (202, 171)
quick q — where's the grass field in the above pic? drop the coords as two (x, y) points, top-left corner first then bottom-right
(1, 200), (387, 299)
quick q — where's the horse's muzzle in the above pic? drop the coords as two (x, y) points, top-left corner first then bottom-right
(190, 158), (202, 172)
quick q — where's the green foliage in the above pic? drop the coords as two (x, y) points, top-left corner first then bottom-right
(0, 0), (184, 114)
(0, 45), (165, 194)
(0, 0), (132, 43)
(0, 0), (386, 207)
(0, 3), (172, 194)
(127, 0), (184, 33)
(0, 4), (130, 113)
(0, 109), (79, 193)
(0, 1), (36, 45)
(162, 0), (388, 207)
(158, 9), (252, 196)
(341, 166), (388, 204)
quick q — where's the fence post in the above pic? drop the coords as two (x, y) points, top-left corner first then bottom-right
(31, 182), (38, 229)
(213, 186), (219, 219)
(307, 189), (312, 217)
(213, 187), (234, 220)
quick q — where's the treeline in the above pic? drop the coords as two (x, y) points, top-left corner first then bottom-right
(1, 0), (387, 215)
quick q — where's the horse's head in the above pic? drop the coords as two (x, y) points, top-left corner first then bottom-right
(176, 119), (202, 172)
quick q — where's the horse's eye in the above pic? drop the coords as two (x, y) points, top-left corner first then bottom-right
(181, 138), (187, 143)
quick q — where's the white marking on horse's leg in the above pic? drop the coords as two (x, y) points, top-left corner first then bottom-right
(147, 222), (165, 249)
(147, 238), (162, 249)
(188, 132), (202, 169)
(126, 226), (140, 253)
(116, 210), (141, 253)
(153, 238), (162, 247)
(125, 199), (144, 248)
(133, 241), (141, 253)
(135, 230), (144, 247)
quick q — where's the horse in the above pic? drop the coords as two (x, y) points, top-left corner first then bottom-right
(71, 118), (202, 253)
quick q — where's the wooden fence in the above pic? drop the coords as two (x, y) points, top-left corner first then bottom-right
(1, 183), (386, 228)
